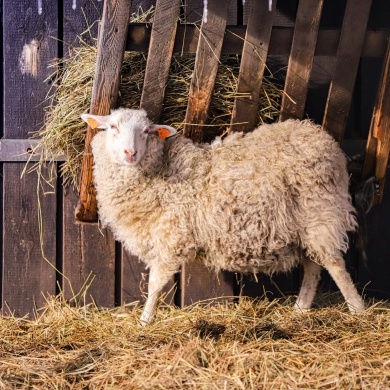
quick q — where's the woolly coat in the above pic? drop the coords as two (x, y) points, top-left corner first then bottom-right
(91, 120), (357, 275)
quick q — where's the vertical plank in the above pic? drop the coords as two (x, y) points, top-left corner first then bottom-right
(62, 187), (116, 307)
(61, 1), (116, 307)
(183, 0), (229, 143)
(362, 40), (390, 202)
(75, 0), (132, 222)
(140, 0), (181, 122)
(279, 0), (324, 121)
(230, 0), (277, 132)
(322, 0), (373, 142)
(181, 0), (234, 306)
(2, 0), (58, 317)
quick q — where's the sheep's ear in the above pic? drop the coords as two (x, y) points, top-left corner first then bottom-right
(149, 124), (177, 140)
(81, 113), (109, 130)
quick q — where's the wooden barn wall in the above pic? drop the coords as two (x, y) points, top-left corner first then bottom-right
(1, 0), (390, 318)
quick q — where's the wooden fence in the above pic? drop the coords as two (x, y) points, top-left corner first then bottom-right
(1, 0), (390, 318)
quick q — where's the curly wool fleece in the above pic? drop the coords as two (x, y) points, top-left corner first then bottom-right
(91, 118), (356, 276)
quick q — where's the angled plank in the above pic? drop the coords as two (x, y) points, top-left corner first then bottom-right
(230, 0), (277, 132)
(183, 0), (229, 143)
(62, 1), (116, 309)
(322, 0), (373, 142)
(362, 40), (390, 202)
(280, 0), (324, 121)
(140, 0), (181, 122)
(76, 0), (132, 222)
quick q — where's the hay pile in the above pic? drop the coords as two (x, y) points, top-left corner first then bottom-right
(36, 7), (282, 189)
(1, 295), (389, 389)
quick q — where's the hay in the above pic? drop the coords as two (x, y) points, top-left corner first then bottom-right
(0, 294), (389, 389)
(35, 7), (283, 189)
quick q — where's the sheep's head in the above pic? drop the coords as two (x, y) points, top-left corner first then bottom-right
(81, 108), (176, 167)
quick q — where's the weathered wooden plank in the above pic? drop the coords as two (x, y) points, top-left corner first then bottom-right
(140, 0), (181, 122)
(182, 0), (229, 142)
(2, 0), (58, 317)
(322, 0), (373, 142)
(181, 262), (236, 307)
(62, 0), (116, 308)
(362, 40), (390, 202)
(230, 0), (277, 132)
(279, 0), (324, 121)
(180, 0), (233, 305)
(63, 0), (103, 48)
(62, 189), (116, 306)
(76, 0), (132, 222)
(126, 24), (389, 58)
(0, 139), (66, 162)
(2, 164), (57, 317)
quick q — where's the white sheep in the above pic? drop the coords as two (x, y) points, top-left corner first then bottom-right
(81, 108), (365, 325)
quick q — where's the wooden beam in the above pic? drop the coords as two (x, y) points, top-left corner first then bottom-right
(75, 0), (132, 222)
(126, 24), (389, 58)
(362, 40), (390, 202)
(183, 0), (229, 142)
(279, 0), (324, 121)
(140, 0), (180, 122)
(230, 0), (276, 132)
(322, 0), (373, 142)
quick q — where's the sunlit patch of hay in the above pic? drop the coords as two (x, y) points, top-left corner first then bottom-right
(1, 293), (389, 389)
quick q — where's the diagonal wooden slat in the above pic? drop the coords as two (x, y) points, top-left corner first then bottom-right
(140, 0), (181, 123)
(183, 0), (229, 143)
(76, 0), (132, 222)
(322, 0), (373, 142)
(362, 40), (390, 202)
(279, 0), (324, 121)
(230, 0), (276, 132)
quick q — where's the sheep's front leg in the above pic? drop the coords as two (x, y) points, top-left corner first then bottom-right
(294, 257), (322, 312)
(140, 264), (176, 326)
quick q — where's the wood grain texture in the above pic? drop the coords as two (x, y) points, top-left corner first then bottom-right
(2, 0), (58, 317)
(362, 40), (390, 202)
(63, 189), (116, 307)
(63, 0), (103, 48)
(230, 0), (276, 132)
(140, 0), (181, 122)
(76, 0), (132, 222)
(279, 0), (324, 121)
(183, 0), (229, 143)
(2, 165), (57, 317)
(181, 262), (235, 307)
(322, 0), (373, 142)
(126, 24), (389, 58)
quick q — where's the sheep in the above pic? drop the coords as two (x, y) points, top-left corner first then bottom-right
(81, 108), (365, 325)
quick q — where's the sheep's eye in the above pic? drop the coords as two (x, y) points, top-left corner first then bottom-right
(142, 128), (149, 135)
(110, 124), (119, 133)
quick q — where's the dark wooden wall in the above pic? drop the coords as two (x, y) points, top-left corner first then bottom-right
(1, 0), (389, 318)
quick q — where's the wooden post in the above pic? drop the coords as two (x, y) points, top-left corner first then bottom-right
(230, 0), (276, 132)
(322, 0), (373, 142)
(140, 0), (180, 123)
(183, 0), (229, 143)
(279, 0), (323, 121)
(362, 40), (390, 202)
(75, 0), (132, 222)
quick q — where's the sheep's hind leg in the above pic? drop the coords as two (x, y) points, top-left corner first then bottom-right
(294, 257), (322, 312)
(323, 255), (364, 314)
(140, 264), (177, 326)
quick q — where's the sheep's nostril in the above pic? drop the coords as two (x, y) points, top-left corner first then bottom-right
(124, 149), (137, 157)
